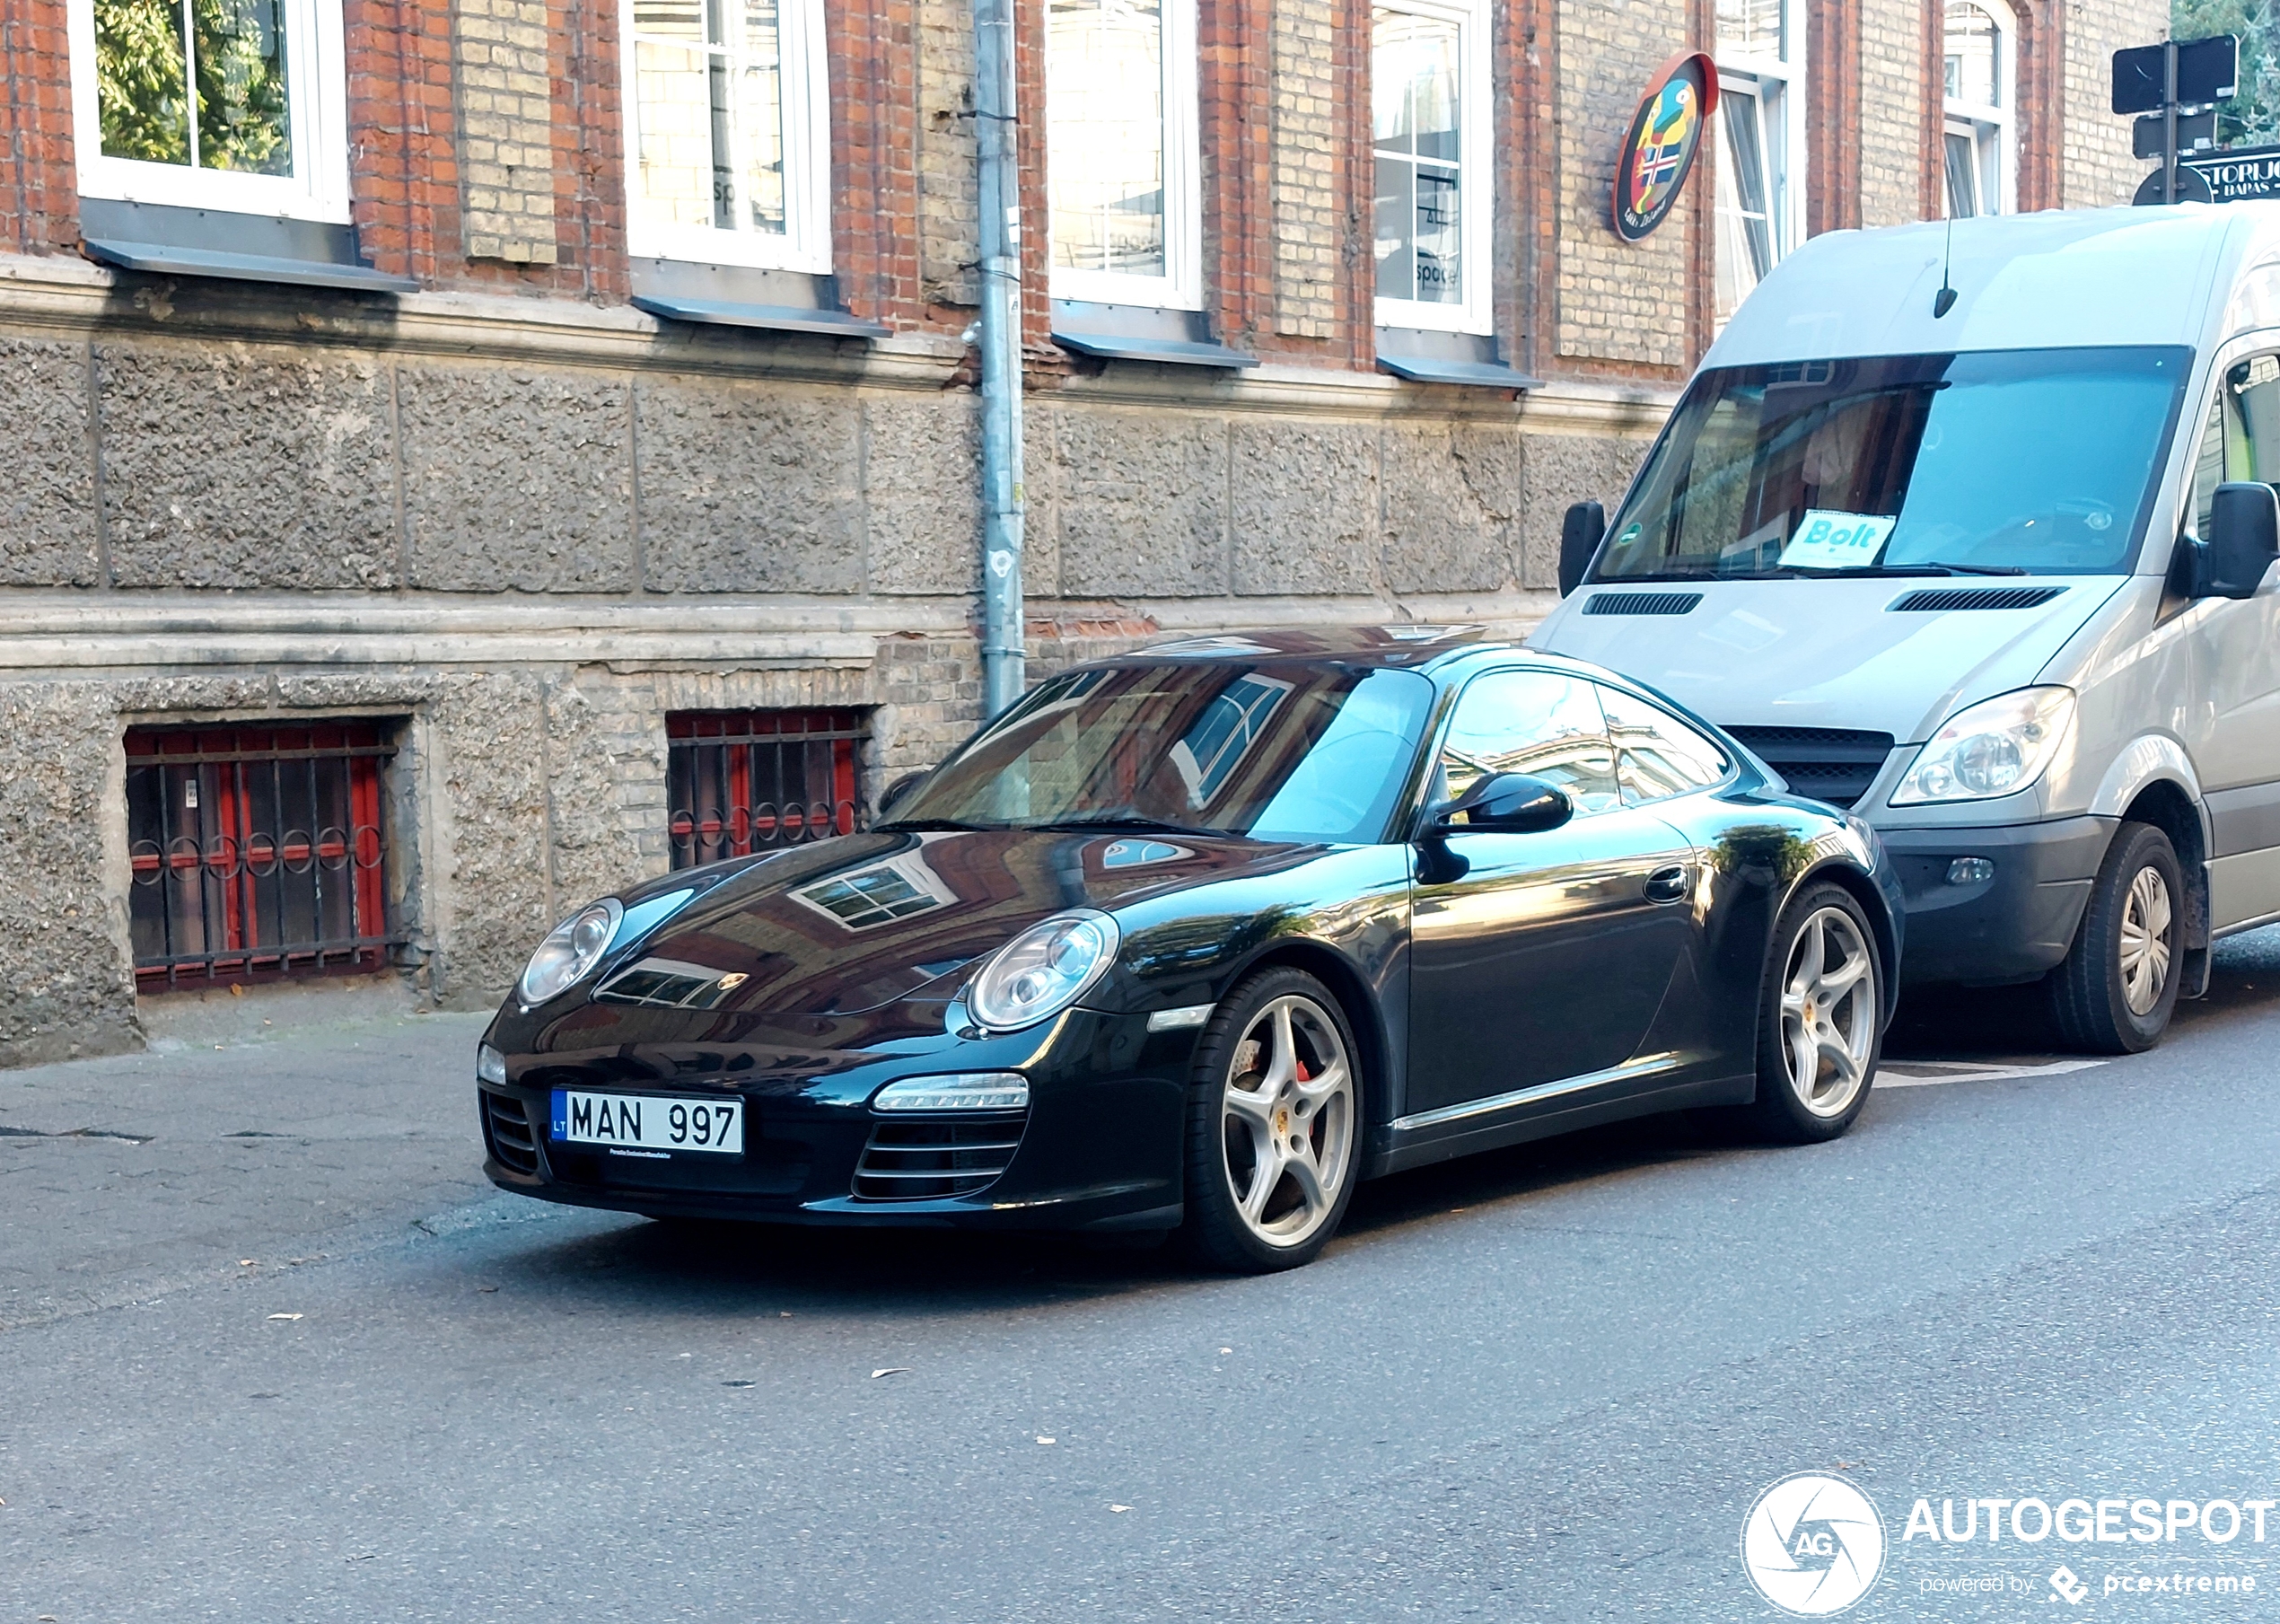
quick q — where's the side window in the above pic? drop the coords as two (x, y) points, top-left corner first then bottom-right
(2190, 389), (2226, 540)
(1435, 671), (1619, 818)
(2229, 355), (2280, 483)
(1597, 686), (1731, 805)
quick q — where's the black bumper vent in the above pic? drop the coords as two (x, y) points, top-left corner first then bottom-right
(481, 1091), (539, 1176)
(853, 1113), (1027, 1200)
(1723, 724), (1897, 810)
(1888, 585), (2065, 612)
(1583, 591), (1704, 616)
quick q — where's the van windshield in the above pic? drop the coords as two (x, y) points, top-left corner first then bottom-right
(1591, 347), (2191, 581)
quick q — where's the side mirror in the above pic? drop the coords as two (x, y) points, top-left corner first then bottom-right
(1430, 772), (1574, 837)
(1559, 500), (1606, 598)
(877, 769), (929, 818)
(2200, 482), (2280, 600)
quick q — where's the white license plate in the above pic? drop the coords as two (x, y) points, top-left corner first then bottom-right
(550, 1090), (742, 1155)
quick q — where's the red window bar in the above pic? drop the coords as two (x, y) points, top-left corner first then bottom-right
(124, 723), (399, 989)
(667, 709), (864, 869)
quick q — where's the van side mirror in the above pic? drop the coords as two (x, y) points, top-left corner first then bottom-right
(1430, 772), (1574, 836)
(1559, 501), (1606, 597)
(2201, 482), (2280, 600)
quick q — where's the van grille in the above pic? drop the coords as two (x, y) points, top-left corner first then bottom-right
(481, 1091), (540, 1175)
(1583, 591), (1704, 617)
(1722, 725), (1897, 810)
(852, 1113), (1027, 1200)
(1888, 586), (2065, 612)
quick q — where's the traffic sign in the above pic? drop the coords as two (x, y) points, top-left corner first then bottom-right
(2113, 35), (2238, 114)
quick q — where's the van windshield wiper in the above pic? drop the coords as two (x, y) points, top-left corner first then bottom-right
(1904, 560), (2030, 575)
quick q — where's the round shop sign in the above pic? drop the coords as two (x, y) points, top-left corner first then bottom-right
(1611, 51), (1718, 241)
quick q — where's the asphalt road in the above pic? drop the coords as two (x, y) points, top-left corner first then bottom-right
(6, 943), (2280, 1623)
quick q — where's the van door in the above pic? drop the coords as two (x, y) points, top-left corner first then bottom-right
(2186, 352), (2280, 928)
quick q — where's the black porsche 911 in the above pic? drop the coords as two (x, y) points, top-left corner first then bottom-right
(477, 627), (1903, 1271)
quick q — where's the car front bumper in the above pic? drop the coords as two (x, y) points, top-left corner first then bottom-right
(1877, 815), (2116, 986)
(477, 1008), (1193, 1232)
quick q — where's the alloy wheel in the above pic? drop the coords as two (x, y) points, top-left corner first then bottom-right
(1778, 906), (1878, 1119)
(2118, 864), (2174, 1017)
(1218, 994), (1355, 1249)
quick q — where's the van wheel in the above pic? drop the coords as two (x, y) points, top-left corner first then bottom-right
(2048, 821), (2182, 1054)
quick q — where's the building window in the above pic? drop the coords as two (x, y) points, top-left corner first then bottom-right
(1714, 0), (1805, 328)
(125, 723), (396, 989)
(1372, 0), (1490, 334)
(621, 0), (832, 272)
(1942, 0), (2013, 217)
(666, 709), (864, 870)
(1046, 0), (1202, 309)
(67, 0), (349, 219)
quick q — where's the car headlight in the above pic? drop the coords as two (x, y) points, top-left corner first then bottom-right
(477, 1042), (507, 1084)
(966, 909), (1120, 1031)
(517, 898), (624, 1007)
(1890, 687), (2076, 805)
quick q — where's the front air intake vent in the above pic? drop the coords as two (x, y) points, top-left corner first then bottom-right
(482, 1091), (539, 1175)
(1722, 724), (1898, 811)
(1888, 586), (2065, 613)
(1583, 591), (1704, 617)
(853, 1113), (1028, 1200)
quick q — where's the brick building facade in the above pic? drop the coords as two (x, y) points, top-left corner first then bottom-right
(0, 0), (2163, 1061)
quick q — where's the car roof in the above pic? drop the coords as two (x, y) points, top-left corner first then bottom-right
(1080, 625), (1619, 685)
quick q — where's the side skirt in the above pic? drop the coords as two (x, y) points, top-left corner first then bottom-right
(1362, 1068), (1756, 1179)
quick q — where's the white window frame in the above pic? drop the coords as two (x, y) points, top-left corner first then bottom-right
(1046, 0), (1203, 312)
(66, 0), (351, 222)
(1942, 0), (2015, 218)
(619, 0), (833, 274)
(1371, 0), (1492, 336)
(1714, 0), (1807, 269)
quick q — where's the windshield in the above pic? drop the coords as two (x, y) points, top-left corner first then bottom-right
(1592, 346), (2190, 581)
(887, 662), (1437, 843)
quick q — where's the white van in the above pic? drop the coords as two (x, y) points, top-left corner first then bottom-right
(1531, 205), (2280, 1053)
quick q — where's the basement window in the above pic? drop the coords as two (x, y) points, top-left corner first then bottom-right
(125, 722), (399, 989)
(667, 709), (864, 869)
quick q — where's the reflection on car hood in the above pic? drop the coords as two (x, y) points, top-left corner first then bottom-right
(533, 828), (1319, 1054)
(1530, 575), (2123, 742)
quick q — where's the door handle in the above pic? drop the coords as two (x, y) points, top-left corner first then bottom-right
(1644, 864), (1692, 904)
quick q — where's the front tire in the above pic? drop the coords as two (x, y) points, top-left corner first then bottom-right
(1178, 968), (1362, 1273)
(1747, 882), (1884, 1143)
(2047, 821), (2182, 1054)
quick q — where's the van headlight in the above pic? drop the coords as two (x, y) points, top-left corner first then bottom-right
(966, 909), (1120, 1031)
(517, 898), (624, 1007)
(1891, 687), (2076, 805)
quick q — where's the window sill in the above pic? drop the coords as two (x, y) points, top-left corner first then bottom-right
(80, 238), (418, 294)
(1050, 300), (1256, 369)
(1375, 352), (1543, 390)
(1052, 329), (1258, 368)
(630, 294), (889, 339)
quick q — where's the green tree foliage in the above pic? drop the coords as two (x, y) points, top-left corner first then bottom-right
(2176, 0), (2280, 145)
(92, 0), (291, 174)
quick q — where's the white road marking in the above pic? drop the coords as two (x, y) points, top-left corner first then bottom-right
(1877, 1058), (2109, 1089)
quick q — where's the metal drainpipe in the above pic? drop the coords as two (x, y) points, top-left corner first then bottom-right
(973, 0), (1027, 717)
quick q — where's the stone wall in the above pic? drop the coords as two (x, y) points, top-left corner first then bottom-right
(1857, 0), (1925, 229)
(2065, 0), (2165, 209)
(452, 0), (562, 263)
(0, 256), (1661, 1065)
(1555, 0), (1693, 367)
(1271, 0), (1342, 339)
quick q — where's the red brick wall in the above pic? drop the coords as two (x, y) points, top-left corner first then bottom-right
(345, 0), (460, 282)
(0, 0), (78, 255)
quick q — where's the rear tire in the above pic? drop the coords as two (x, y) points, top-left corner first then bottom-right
(1746, 882), (1884, 1144)
(2047, 821), (2182, 1054)
(1177, 968), (1363, 1274)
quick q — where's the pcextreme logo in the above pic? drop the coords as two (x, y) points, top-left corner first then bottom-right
(1742, 1473), (1888, 1616)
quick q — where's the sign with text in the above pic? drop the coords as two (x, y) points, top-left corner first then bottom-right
(1779, 511), (1898, 572)
(2182, 144), (2280, 201)
(1610, 52), (1718, 242)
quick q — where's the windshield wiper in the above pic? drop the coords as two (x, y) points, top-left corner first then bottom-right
(1905, 560), (2029, 575)
(1039, 813), (1222, 839)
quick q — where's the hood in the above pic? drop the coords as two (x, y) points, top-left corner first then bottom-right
(1531, 575), (2125, 742)
(530, 828), (1321, 1056)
